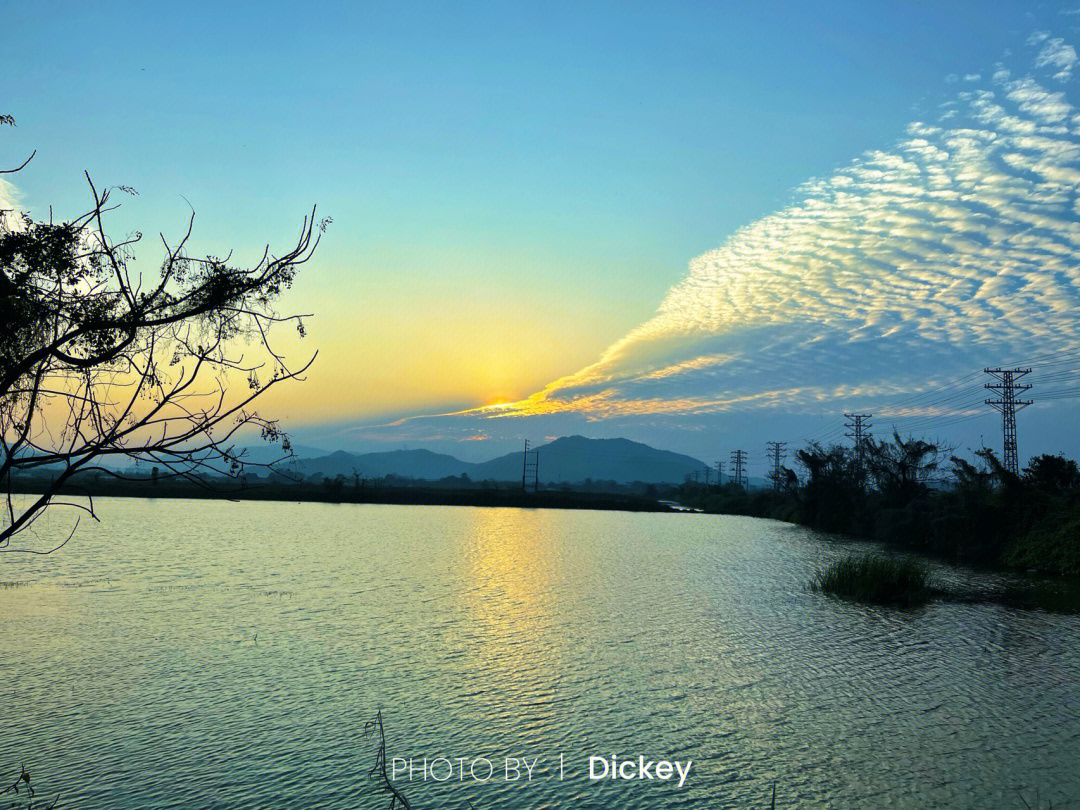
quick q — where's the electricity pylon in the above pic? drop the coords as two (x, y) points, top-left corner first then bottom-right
(730, 449), (747, 489)
(844, 413), (873, 468)
(985, 367), (1033, 476)
(521, 440), (539, 492)
(766, 441), (787, 491)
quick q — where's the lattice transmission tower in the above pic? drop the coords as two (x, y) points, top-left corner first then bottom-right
(984, 367), (1033, 476)
(730, 449), (747, 489)
(766, 441), (787, 491)
(844, 413), (873, 467)
(521, 440), (539, 492)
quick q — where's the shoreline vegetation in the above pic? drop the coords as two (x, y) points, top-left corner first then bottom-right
(676, 436), (1080, 579)
(5, 475), (674, 513)
(811, 553), (934, 607)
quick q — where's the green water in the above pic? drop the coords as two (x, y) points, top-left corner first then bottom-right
(2, 498), (1078, 808)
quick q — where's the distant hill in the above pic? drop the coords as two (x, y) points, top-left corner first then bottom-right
(236, 443), (328, 466)
(9, 435), (765, 488)
(300, 448), (470, 480)
(471, 436), (709, 484)
(298, 436), (714, 485)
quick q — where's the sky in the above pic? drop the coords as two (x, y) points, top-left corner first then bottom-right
(5, 1), (1080, 476)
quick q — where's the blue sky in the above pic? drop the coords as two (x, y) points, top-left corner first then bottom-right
(5, 1), (1080, 474)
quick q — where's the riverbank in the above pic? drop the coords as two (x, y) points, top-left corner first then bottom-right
(678, 478), (1080, 577)
(7, 476), (674, 513)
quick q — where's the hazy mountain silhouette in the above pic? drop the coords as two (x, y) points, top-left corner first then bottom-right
(237, 443), (329, 465)
(471, 436), (707, 483)
(298, 435), (720, 485)
(301, 448), (471, 480)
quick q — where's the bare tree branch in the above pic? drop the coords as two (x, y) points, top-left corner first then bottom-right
(0, 137), (324, 551)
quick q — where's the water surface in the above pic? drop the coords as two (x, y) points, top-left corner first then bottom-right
(2, 498), (1078, 808)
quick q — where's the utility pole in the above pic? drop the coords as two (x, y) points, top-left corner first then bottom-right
(985, 367), (1033, 476)
(844, 413), (873, 469)
(522, 439), (529, 490)
(703, 465), (711, 486)
(730, 449), (747, 488)
(766, 441), (787, 491)
(714, 460), (723, 487)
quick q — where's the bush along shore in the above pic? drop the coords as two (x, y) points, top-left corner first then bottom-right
(811, 553), (934, 607)
(678, 434), (1080, 579)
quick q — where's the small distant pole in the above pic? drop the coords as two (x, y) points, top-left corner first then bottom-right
(715, 460), (723, 487)
(522, 439), (529, 490)
(985, 367), (1033, 476)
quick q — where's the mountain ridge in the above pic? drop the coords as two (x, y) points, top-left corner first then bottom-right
(294, 435), (728, 485)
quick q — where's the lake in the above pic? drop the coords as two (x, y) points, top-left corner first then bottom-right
(2, 498), (1078, 808)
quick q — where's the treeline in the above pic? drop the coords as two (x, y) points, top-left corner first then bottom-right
(678, 435), (1080, 576)
(266, 469), (669, 500)
(7, 471), (674, 513)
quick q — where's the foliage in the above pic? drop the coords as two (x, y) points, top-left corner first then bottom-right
(1, 117), (326, 551)
(811, 553), (932, 607)
(678, 436), (1080, 576)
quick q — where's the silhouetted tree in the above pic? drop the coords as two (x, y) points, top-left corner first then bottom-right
(1023, 454), (1080, 495)
(1, 117), (326, 552)
(794, 442), (863, 531)
(863, 431), (942, 506)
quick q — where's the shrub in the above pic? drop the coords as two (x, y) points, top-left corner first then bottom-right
(811, 553), (932, 607)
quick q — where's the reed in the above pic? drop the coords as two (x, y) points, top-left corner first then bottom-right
(811, 553), (932, 606)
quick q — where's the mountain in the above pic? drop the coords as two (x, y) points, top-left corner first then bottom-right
(297, 436), (712, 485)
(300, 448), (470, 480)
(471, 436), (709, 485)
(9, 435), (727, 487)
(236, 443), (328, 465)
(112, 443), (329, 475)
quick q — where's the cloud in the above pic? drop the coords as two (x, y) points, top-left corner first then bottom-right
(1035, 37), (1079, 81)
(453, 36), (1080, 425)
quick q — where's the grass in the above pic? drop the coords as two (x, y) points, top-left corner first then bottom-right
(811, 553), (932, 607)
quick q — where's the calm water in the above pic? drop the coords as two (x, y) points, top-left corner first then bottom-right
(2, 498), (1079, 809)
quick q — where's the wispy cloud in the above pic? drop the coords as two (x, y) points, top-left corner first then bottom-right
(462, 35), (1080, 423)
(1036, 38), (1079, 81)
